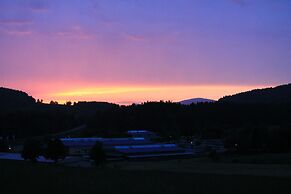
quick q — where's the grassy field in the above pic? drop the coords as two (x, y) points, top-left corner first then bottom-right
(115, 159), (291, 177)
(0, 159), (290, 194)
(212, 153), (291, 165)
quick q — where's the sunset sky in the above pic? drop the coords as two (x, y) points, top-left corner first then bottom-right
(0, 0), (290, 104)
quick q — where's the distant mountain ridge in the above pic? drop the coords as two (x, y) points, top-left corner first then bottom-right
(219, 83), (291, 104)
(179, 98), (216, 105)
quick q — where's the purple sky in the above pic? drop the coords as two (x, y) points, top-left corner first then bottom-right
(0, 0), (290, 103)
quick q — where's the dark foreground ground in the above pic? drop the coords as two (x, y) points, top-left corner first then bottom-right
(0, 159), (290, 194)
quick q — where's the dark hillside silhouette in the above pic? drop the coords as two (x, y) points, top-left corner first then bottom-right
(0, 87), (35, 109)
(1, 84), (291, 152)
(0, 87), (119, 138)
(219, 83), (291, 104)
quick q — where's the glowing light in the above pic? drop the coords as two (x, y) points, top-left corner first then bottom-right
(1, 80), (272, 105)
(45, 84), (270, 105)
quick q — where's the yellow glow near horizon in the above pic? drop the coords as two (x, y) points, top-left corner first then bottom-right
(46, 84), (270, 105)
(54, 87), (157, 97)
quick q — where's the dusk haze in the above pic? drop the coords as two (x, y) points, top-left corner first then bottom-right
(1, 0), (290, 104)
(1, 1), (291, 194)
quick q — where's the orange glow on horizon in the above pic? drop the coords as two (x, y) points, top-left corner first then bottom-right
(42, 84), (271, 105)
(1, 80), (273, 105)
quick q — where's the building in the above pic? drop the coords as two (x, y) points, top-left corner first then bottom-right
(114, 143), (193, 159)
(61, 131), (193, 159)
(61, 137), (151, 156)
(126, 130), (158, 139)
(192, 138), (225, 155)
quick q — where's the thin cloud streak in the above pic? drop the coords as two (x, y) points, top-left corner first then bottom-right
(0, 29), (33, 36)
(29, 1), (50, 13)
(0, 19), (33, 25)
(55, 26), (93, 40)
(30, 7), (50, 13)
(55, 31), (93, 40)
(126, 34), (147, 42)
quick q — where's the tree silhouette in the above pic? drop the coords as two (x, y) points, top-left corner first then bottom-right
(208, 149), (219, 162)
(44, 138), (68, 163)
(21, 139), (42, 162)
(90, 142), (106, 166)
(0, 139), (9, 152)
(3, 85), (291, 154)
(49, 101), (58, 105)
(36, 99), (43, 104)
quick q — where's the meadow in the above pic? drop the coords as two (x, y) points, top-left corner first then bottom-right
(0, 159), (290, 194)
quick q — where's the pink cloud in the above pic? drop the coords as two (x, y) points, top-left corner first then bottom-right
(55, 31), (71, 37)
(31, 7), (49, 13)
(55, 26), (93, 40)
(230, 0), (246, 6)
(55, 31), (92, 40)
(0, 19), (33, 25)
(29, 1), (50, 13)
(100, 19), (118, 27)
(0, 29), (32, 36)
(126, 34), (147, 42)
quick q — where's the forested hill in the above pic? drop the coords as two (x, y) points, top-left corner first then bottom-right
(0, 87), (117, 111)
(219, 83), (291, 104)
(0, 87), (36, 109)
(0, 87), (118, 137)
(1, 85), (291, 152)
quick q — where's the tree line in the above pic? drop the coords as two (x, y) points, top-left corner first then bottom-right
(1, 84), (291, 153)
(20, 138), (106, 165)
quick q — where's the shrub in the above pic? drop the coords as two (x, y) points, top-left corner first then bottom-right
(232, 158), (239, 163)
(21, 139), (42, 162)
(90, 142), (106, 166)
(208, 149), (219, 162)
(0, 140), (9, 152)
(44, 138), (68, 163)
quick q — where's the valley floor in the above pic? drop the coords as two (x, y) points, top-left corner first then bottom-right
(0, 157), (291, 194)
